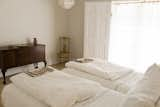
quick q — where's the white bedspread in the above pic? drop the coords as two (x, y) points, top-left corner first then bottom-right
(10, 71), (105, 107)
(2, 84), (125, 107)
(2, 84), (48, 107)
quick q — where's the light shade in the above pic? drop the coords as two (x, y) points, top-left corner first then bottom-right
(58, 0), (75, 10)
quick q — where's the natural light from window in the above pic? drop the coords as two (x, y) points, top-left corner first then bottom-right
(108, 1), (160, 73)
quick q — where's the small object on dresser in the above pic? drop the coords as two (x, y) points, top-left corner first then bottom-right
(33, 38), (37, 46)
(75, 58), (94, 63)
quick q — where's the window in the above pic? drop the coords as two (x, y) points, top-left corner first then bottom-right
(108, 2), (160, 73)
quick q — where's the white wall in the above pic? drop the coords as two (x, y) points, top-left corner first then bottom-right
(68, 0), (84, 60)
(0, 0), (111, 77)
(0, 0), (68, 76)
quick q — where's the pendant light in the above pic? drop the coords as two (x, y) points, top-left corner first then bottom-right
(58, 0), (75, 10)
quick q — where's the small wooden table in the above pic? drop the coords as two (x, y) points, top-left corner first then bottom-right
(58, 52), (70, 63)
(0, 44), (47, 84)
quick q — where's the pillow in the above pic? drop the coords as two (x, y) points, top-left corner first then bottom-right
(66, 60), (133, 80)
(145, 64), (160, 81)
(120, 64), (160, 107)
(66, 61), (111, 80)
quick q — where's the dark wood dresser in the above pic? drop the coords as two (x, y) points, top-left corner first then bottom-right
(0, 44), (47, 84)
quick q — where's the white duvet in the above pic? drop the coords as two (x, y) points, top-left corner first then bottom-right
(2, 84), (126, 107)
(66, 60), (133, 81)
(10, 71), (105, 107)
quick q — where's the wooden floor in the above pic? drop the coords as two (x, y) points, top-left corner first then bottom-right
(0, 63), (65, 107)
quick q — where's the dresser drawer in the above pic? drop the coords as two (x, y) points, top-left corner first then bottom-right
(2, 51), (16, 68)
(30, 45), (45, 63)
(16, 48), (30, 66)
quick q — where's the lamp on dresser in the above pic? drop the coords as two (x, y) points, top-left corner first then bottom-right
(0, 44), (47, 84)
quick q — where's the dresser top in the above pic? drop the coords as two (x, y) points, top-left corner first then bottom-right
(0, 44), (45, 51)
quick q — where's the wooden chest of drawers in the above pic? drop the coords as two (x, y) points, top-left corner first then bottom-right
(0, 44), (47, 84)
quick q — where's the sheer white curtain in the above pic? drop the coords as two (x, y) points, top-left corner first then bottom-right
(84, 1), (110, 60)
(109, 2), (160, 73)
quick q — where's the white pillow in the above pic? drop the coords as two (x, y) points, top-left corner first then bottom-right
(120, 64), (160, 107)
(145, 64), (160, 81)
(66, 60), (133, 80)
(66, 61), (110, 80)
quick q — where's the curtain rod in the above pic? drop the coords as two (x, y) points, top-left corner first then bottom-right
(113, 1), (160, 4)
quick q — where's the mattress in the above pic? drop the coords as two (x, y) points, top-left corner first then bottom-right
(62, 68), (143, 93)
(2, 84), (125, 107)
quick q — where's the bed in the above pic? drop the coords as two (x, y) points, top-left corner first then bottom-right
(64, 58), (143, 93)
(1, 69), (126, 107)
(2, 62), (160, 107)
